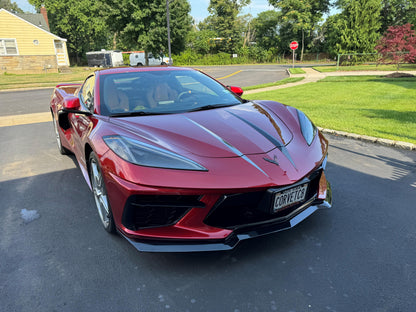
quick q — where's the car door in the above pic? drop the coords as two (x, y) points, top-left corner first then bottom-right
(69, 75), (95, 170)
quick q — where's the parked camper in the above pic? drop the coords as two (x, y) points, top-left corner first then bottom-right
(86, 50), (124, 67)
(129, 51), (170, 66)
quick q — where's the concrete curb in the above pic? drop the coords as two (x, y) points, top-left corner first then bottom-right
(318, 127), (416, 151)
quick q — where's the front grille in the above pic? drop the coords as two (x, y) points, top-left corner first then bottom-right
(122, 195), (204, 230)
(204, 170), (322, 229)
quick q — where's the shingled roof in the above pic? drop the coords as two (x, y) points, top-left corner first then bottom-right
(16, 13), (50, 32)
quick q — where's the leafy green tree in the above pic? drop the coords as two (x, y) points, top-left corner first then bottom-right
(104, 0), (192, 61)
(269, 0), (330, 60)
(0, 0), (24, 13)
(186, 28), (218, 54)
(29, 0), (110, 64)
(252, 10), (281, 51)
(380, 0), (416, 33)
(321, 13), (344, 57)
(202, 0), (251, 53)
(336, 0), (382, 54)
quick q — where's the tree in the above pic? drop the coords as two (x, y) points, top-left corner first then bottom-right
(186, 28), (218, 54)
(252, 10), (280, 51)
(29, 0), (110, 64)
(0, 0), (23, 13)
(376, 23), (416, 70)
(321, 13), (344, 57)
(104, 0), (191, 62)
(202, 0), (251, 53)
(268, 0), (330, 60)
(380, 0), (416, 34)
(335, 0), (382, 54)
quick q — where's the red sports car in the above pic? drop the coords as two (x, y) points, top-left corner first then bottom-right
(50, 66), (332, 252)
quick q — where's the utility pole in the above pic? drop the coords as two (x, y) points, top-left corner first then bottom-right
(166, 0), (172, 65)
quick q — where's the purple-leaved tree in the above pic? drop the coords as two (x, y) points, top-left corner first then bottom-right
(376, 23), (416, 70)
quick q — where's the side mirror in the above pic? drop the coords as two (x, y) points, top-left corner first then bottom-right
(63, 96), (80, 110)
(228, 86), (244, 97)
(62, 96), (92, 116)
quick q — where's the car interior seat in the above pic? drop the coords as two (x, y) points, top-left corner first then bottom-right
(146, 82), (178, 108)
(102, 78), (129, 114)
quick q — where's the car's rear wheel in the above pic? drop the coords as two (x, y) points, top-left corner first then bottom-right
(89, 152), (116, 233)
(52, 116), (70, 155)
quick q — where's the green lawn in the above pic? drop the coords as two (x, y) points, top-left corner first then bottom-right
(246, 76), (416, 144)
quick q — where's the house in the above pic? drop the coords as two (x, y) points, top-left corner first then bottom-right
(0, 7), (70, 74)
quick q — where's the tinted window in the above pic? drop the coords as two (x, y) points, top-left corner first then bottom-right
(99, 70), (243, 116)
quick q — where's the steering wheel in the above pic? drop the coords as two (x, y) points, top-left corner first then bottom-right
(177, 91), (196, 103)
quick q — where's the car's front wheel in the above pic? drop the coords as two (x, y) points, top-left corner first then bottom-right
(89, 152), (116, 233)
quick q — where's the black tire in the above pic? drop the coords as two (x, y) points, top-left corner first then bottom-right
(52, 116), (70, 155)
(89, 152), (116, 233)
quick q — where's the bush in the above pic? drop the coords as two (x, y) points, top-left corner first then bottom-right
(173, 46), (281, 66)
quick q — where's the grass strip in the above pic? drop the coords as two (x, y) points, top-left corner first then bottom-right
(0, 67), (90, 90)
(314, 64), (416, 73)
(289, 68), (306, 74)
(243, 77), (304, 91)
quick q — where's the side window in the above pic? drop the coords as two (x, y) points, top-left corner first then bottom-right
(81, 75), (95, 111)
(0, 39), (18, 55)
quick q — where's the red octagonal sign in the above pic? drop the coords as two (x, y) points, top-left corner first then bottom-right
(290, 41), (298, 50)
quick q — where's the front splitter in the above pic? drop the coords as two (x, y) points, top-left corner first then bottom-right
(119, 184), (332, 253)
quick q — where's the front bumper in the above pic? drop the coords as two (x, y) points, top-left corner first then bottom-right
(120, 180), (332, 252)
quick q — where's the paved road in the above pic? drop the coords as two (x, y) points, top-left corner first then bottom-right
(1, 88), (415, 311)
(195, 64), (290, 87)
(0, 88), (53, 116)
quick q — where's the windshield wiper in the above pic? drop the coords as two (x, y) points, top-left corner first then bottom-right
(189, 103), (240, 112)
(108, 111), (163, 117)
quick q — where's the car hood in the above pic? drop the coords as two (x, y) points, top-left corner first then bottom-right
(108, 102), (294, 158)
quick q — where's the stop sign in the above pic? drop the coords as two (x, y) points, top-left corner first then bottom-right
(290, 41), (298, 50)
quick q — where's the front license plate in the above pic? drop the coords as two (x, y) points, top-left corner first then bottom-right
(273, 183), (308, 212)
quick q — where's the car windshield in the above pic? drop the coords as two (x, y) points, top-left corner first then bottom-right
(99, 69), (244, 116)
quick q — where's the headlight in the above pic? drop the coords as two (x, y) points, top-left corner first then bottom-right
(103, 135), (207, 171)
(297, 110), (317, 145)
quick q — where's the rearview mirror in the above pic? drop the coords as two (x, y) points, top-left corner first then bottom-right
(228, 86), (244, 97)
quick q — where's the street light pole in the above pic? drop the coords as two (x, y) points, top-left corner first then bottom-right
(166, 0), (172, 65)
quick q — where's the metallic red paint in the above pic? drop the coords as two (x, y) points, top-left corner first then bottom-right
(50, 66), (332, 252)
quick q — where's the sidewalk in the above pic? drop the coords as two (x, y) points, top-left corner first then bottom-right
(245, 68), (416, 151)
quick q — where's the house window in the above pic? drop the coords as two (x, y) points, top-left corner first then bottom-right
(0, 39), (18, 55)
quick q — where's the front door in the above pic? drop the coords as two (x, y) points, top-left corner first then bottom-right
(54, 40), (68, 66)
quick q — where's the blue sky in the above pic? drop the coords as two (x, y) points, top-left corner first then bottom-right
(190, 0), (273, 22)
(14, 0), (273, 21)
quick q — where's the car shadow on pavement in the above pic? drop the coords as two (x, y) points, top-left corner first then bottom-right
(1, 148), (416, 311)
